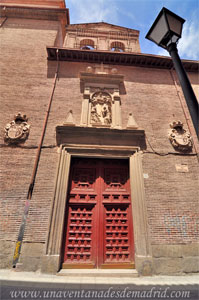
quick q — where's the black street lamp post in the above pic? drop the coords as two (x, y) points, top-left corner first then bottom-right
(145, 7), (198, 138)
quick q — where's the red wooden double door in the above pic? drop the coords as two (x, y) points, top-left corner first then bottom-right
(62, 158), (135, 269)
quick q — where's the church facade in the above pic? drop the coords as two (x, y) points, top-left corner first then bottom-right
(0, 0), (198, 276)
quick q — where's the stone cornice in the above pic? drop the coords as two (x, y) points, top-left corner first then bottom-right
(1, 0), (66, 8)
(47, 47), (198, 72)
(0, 5), (69, 23)
(56, 126), (146, 150)
(65, 23), (139, 39)
(80, 72), (124, 86)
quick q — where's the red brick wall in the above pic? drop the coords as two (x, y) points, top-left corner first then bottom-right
(123, 66), (198, 245)
(0, 17), (59, 241)
(1, 20), (198, 247)
(23, 61), (199, 245)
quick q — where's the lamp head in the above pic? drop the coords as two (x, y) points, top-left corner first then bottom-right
(145, 7), (185, 50)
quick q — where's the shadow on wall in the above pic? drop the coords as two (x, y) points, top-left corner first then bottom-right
(47, 60), (198, 88)
(47, 61), (127, 94)
(47, 61), (79, 79)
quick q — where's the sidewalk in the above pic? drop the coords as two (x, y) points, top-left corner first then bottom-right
(0, 269), (199, 285)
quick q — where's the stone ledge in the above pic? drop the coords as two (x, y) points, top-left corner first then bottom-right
(56, 125), (146, 149)
(41, 255), (60, 274)
(135, 255), (153, 276)
(58, 269), (138, 278)
(18, 257), (41, 272)
(152, 245), (183, 258)
(20, 242), (45, 257)
(183, 257), (199, 273)
(0, 240), (15, 269)
(152, 256), (199, 275)
(153, 258), (182, 275)
(152, 244), (199, 258)
(182, 244), (199, 257)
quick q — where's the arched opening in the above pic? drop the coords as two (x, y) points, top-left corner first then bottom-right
(110, 41), (125, 52)
(80, 39), (95, 50)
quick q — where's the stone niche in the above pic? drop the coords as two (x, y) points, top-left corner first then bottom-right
(79, 66), (125, 129)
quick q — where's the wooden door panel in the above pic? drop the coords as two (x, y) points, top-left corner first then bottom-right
(102, 166), (131, 204)
(71, 167), (96, 191)
(102, 204), (134, 268)
(62, 158), (99, 268)
(104, 205), (130, 263)
(103, 167), (130, 191)
(62, 158), (134, 269)
(101, 160), (134, 268)
(63, 204), (97, 268)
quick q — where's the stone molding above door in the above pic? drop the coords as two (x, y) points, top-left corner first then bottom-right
(56, 125), (146, 150)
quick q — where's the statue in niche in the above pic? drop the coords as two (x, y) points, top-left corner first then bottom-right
(90, 91), (112, 125)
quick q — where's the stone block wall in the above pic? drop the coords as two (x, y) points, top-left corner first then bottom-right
(152, 244), (199, 275)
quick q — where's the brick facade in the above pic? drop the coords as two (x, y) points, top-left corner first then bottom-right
(0, 1), (198, 275)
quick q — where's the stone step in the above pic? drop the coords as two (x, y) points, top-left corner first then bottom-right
(57, 269), (138, 278)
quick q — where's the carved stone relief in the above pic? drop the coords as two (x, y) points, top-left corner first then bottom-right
(80, 68), (124, 128)
(4, 113), (30, 144)
(168, 121), (192, 151)
(90, 91), (112, 126)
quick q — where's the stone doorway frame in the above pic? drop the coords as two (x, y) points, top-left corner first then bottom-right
(42, 144), (152, 275)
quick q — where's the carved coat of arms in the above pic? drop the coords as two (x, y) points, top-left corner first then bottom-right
(4, 113), (30, 144)
(168, 121), (192, 151)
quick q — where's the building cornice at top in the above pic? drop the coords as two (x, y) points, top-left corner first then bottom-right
(66, 22), (139, 35)
(65, 22), (139, 41)
(46, 46), (198, 72)
(0, 3), (69, 24)
(0, 0), (66, 9)
(0, 1), (69, 41)
(65, 28), (139, 40)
